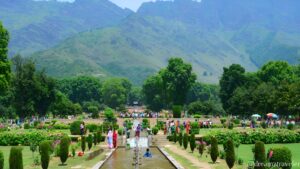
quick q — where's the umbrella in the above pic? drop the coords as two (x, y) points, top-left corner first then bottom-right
(267, 113), (278, 118)
(251, 114), (261, 118)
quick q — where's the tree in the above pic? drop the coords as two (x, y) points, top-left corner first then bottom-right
(102, 78), (131, 109)
(254, 141), (266, 169)
(142, 75), (164, 111)
(9, 147), (23, 169)
(172, 105), (182, 118)
(252, 83), (276, 114)
(104, 108), (116, 123)
(49, 92), (82, 117)
(225, 139), (235, 169)
(178, 132), (183, 146)
(87, 134), (93, 150)
(0, 22), (11, 95)
(60, 136), (70, 165)
(219, 64), (246, 112)
(160, 58), (196, 105)
(81, 136), (86, 153)
(227, 87), (254, 117)
(183, 133), (188, 150)
(190, 134), (196, 153)
(210, 137), (219, 163)
(128, 87), (143, 106)
(258, 61), (295, 85)
(39, 141), (50, 169)
(186, 82), (220, 104)
(58, 76), (102, 104)
(0, 150), (4, 169)
(87, 106), (99, 119)
(173, 132), (177, 143)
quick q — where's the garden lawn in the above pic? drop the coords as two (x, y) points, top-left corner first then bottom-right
(0, 145), (107, 169)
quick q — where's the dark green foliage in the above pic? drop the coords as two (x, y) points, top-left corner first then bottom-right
(172, 105), (182, 118)
(9, 147), (23, 169)
(86, 124), (98, 133)
(210, 137), (219, 163)
(93, 133), (97, 146)
(152, 127), (158, 135)
(220, 150), (226, 159)
(97, 131), (102, 143)
(60, 136), (70, 165)
(254, 141), (266, 169)
(199, 143), (205, 157)
(39, 141), (50, 169)
(0, 150), (4, 169)
(269, 147), (292, 169)
(142, 75), (164, 111)
(173, 132), (177, 143)
(81, 136), (86, 153)
(189, 134), (196, 153)
(183, 133), (188, 150)
(87, 134), (93, 150)
(0, 22), (11, 95)
(70, 121), (83, 135)
(261, 121), (267, 129)
(178, 132), (183, 146)
(50, 92), (82, 117)
(225, 139), (235, 169)
(287, 124), (294, 130)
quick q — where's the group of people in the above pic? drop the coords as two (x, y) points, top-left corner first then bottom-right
(119, 112), (159, 118)
(107, 129), (118, 149)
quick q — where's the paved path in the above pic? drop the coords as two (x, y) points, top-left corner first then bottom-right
(164, 144), (212, 169)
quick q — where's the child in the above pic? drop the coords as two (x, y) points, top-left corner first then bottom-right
(143, 148), (152, 158)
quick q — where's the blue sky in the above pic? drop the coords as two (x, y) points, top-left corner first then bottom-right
(56, 0), (155, 11)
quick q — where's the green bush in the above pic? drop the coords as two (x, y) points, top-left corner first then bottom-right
(172, 105), (182, 118)
(210, 137), (219, 163)
(54, 145), (60, 157)
(194, 114), (201, 118)
(39, 141), (51, 169)
(118, 128), (123, 135)
(269, 147), (292, 169)
(190, 122), (199, 134)
(142, 119), (150, 129)
(60, 136), (70, 165)
(152, 127), (158, 135)
(71, 144), (76, 157)
(228, 123), (234, 129)
(178, 132), (183, 146)
(198, 139), (205, 157)
(261, 121), (267, 129)
(287, 124), (294, 130)
(233, 119), (240, 125)
(183, 133), (188, 150)
(254, 141), (266, 169)
(70, 121), (83, 135)
(81, 136), (86, 153)
(167, 135), (173, 141)
(238, 158), (244, 165)
(93, 133), (97, 146)
(190, 134), (196, 153)
(86, 124), (99, 133)
(0, 150), (4, 169)
(225, 139), (235, 169)
(24, 123), (30, 129)
(87, 134), (93, 150)
(220, 118), (227, 124)
(0, 130), (62, 146)
(53, 123), (69, 129)
(9, 147), (23, 169)
(96, 131), (101, 143)
(173, 132), (177, 143)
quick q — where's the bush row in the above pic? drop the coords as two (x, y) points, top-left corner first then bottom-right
(0, 131), (63, 146)
(203, 129), (300, 144)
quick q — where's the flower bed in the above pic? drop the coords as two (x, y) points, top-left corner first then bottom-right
(203, 129), (300, 144)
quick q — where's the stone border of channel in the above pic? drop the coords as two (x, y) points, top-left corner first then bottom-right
(158, 147), (185, 169)
(91, 148), (116, 169)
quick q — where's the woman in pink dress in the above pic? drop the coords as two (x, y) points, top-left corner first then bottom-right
(107, 129), (113, 148)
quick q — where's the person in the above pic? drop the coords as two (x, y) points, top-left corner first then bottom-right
(80, 122), (85, 135)
(136, 124), (141, 138)
(143, 148), (152, 158)
(113, 130), (118, 148)
(107, 129), (113, 149)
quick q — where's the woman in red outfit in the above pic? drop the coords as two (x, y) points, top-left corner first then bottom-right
(113, 130), (118, 148)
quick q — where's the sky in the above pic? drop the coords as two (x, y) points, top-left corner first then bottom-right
(56, 0), (156, 11)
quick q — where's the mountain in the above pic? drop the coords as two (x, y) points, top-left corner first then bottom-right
(28, 0), (300, 84)
(0, 0), (132, 55)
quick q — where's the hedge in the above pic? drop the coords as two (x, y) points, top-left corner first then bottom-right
(0, 150), (3, 169)
(9, 147), (23, 169)
(203, 129), (300, 144)
(0, 131), (63, 146)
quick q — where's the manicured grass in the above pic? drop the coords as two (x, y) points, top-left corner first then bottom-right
(164, 147), (198, 169)
(0, 145), (107, 169)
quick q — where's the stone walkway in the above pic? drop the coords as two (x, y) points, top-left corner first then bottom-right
(163, 144), (212, 169)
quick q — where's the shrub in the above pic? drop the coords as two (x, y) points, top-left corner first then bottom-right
(53, 123), (69, 129)
(173, 132), (177, 143)
(238, 158), (244, 165)
(93, 133), (97, 146)
(228, 123), (234, 129)
(287, 124), (294, 130)
(194, 114), (201, 118)
(70, 121), (83, 135)
(191, 122), (199, 134)
(96, 131), (101, 143)
(210, 137), (219, 163)
(86, 124), (98, 133)
(269, 147), (292, 169)
(172, 105), (182, 118)
(261, 121), (267, 129)
(0, 150), (3, 169)
(39, 141), (51, 169)
(167, 135), (173, 141)
(254, 141), (266, 169)
(9, 147), (23, 169)
(152, 127), (159, 135)
(81, 136), (86, 153)
(142, 119), (150, 129)
(183, 133), (188, 150)
(71, 144), (76, 157)
(220, 118), (227, 124)
(233, 119), (240, 125)
(198, 140), (205, 157)
(225, 139), (235, 169)
(60, 136), (70, 165)
(178, 132), (183, 146)
(87, 134), (93, 150)
(24, 123), (30, 129)
(190, 134), (196, 153)
(54, 145), (60, 157)
(118, 128), (123, 135)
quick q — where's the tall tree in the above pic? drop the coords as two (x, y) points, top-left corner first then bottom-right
(142, 75), (164, 111)
(219, 64), (246, 113)
(0, 22), (11, 95)
(160, 58), (196, 105)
